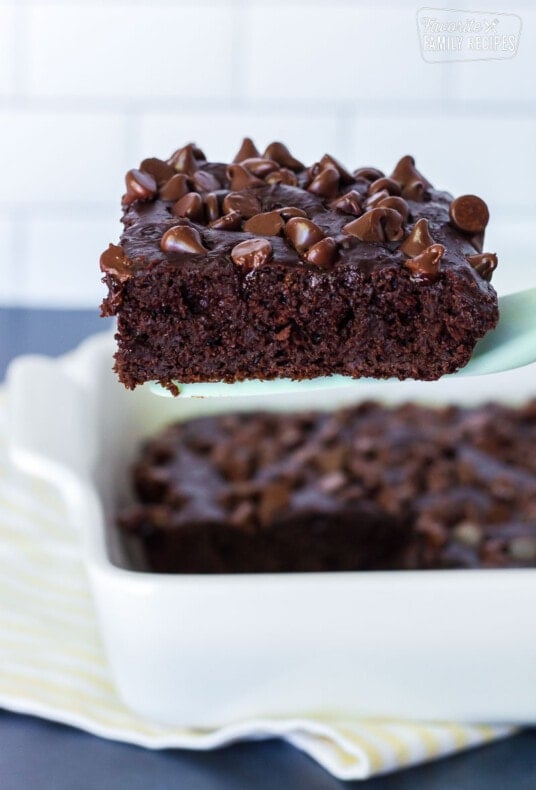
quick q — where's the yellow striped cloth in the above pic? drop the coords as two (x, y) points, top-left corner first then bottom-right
(0, 401), (515, 781)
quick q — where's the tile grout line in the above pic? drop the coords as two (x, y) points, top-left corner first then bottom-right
(1, 95), (536, 118)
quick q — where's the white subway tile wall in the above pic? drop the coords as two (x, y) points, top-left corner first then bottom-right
(0, 0), (534, 307)
(137, 112), (342, 169)
(0, 5), (15, 96)
(348, 116), (536, 213)
(0, 110), (128, 205)
(244, 5), (451, 102)
(25, 217), (120, 307)
(487, 219), (535, 296)
(27, 5), (237, 99)
(452, 8), (535, 102)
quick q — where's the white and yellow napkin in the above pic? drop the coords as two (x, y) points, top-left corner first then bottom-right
(0, 402), (515, 781)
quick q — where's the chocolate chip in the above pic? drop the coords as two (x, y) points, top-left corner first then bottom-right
(222, 191), (262, 218)
(285, 217), (325, 253)
(124, 169), (157, 204)
(330, 190), (363, 216)
(192, 144), (207, 161)
(319, 471), (347, 494)
(258, 480), (290, 526)
(160, 225), (208, 255)
(232, 137), (260, 163)
(226, 164), (264, 190)
(171, 192), (205, 222)
(263, 141), (304, 171)
(464, 233), (482, 253)
(204, 192), (220, 223)
(168, 143), (199, 175)
(374, 195), (410, 222)
(343, 207), (404, 242)
(319, 153), (353, 184)
(368, 177), (402, 197)
(139, 158), (175, 186)
(209, 210), (242, 231)
(452, 521), (482, 547)
(306, 161), (321, 180)
(229, 501), (256, 530)
(399, 218), (436, 257)
(99, 244), (133, 282)
(377, 208), (404, 241)
(307, 164), (339, 198)
(390, 155), (432, 190)
(264, 168), (298, 186)
(365, 189), (391, 209)
(449, 195), (489, 234)
(390, 155), (432, 202)
(404, 244), (445, 282)
(277, 206), (308, 220)
(231, 238), (272, 268)
(159, 173), (190, 201)
(191, 170), (220, 192)
(402, 180), (428, 201)
(304, 237), (338, 266)
(509, 536), (536, 561)
(466, 252), (498, 281)
(316, 443), (346, 472)
(353, 167), (385, 182)
(240, 157), (279, 177)
(243, 210), (284, 236)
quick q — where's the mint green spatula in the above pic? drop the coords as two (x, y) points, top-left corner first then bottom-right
(150, 287), (536, 398)
(454, 287), (536, 376)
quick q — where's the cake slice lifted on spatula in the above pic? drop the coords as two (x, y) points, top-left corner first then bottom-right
(100, 139), (499, 396)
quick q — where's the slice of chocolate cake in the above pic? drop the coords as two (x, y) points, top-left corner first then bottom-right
(100, 139), (499, 393)
(117, 401), (536, 574)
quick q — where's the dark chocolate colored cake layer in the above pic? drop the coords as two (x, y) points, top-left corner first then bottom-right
(100, 139), (499, 392)
(118, 401), (536, 573)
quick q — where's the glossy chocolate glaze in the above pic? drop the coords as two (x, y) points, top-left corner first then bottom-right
(119, 166), (491, 297)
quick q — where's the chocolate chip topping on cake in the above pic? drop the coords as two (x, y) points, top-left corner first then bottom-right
(100, 138), (500, 391)
(105, 139), (497, 282)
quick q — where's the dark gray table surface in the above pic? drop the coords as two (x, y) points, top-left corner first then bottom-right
(1, 306), (535, 790)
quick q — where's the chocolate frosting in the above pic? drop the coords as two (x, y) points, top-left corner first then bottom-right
(105, 141), (497, 301)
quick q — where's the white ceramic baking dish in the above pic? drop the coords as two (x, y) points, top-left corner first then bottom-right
(6, 332), (536, 727)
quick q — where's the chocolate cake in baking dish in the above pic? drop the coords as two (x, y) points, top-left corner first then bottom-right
(118, 400), (536, 573)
